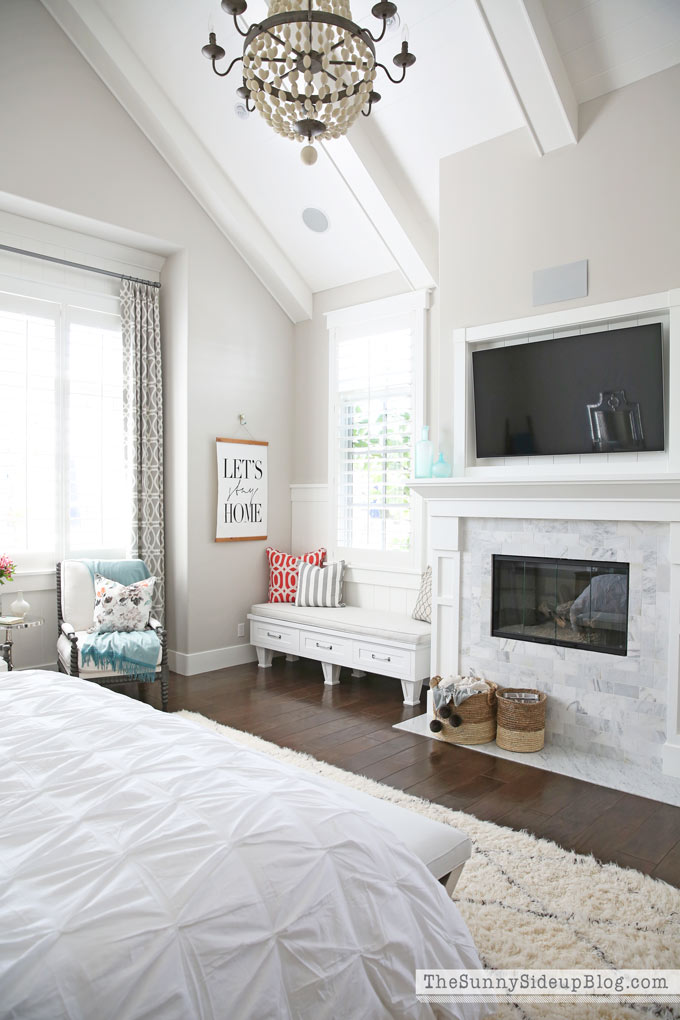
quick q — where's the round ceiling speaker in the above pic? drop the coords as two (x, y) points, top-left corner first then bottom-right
(302, 208), (330, 234)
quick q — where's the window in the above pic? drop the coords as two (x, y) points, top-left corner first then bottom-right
(0, 283), (129, 571)
(328, 291), (429, 567)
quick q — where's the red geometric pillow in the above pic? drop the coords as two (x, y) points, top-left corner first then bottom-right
(266, 547), (327, 603)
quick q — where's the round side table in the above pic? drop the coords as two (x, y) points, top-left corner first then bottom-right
(0, 616), (44, 671)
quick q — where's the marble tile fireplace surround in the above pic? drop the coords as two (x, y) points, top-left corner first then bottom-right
(409, 478), (680, 781)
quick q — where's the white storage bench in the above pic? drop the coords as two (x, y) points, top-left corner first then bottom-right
(248, 603), (431, 705)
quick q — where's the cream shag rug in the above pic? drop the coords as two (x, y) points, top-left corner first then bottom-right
(177, 710), (680, 1020)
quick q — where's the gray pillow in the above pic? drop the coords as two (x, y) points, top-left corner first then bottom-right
(296, 560), (346, 608)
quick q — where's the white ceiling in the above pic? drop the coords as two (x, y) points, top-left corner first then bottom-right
(94, 0), (395, 294)
(61, 0), (524, 294)
(38, 0), (680, 317)
(348, 0), (524, 223)
(543, 0), (680, 103)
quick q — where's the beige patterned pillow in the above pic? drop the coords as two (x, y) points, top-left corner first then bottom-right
(412, 566), (432, 624)
(92, 573), (155, 633)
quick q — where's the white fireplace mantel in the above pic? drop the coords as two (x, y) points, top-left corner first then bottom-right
(409, 476), (680, 524)
(409, 475), (680, 779)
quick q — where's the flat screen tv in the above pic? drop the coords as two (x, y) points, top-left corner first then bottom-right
(472, 323), (664, 459)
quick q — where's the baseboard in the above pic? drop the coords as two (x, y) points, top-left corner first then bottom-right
(168, 643), (257, 677)
(662, 739), (680, 778)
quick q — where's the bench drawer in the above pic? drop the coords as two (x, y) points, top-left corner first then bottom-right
(354, 641), (413, 678)
(299, 629), (353, 665)
(251, 619), (300, 654)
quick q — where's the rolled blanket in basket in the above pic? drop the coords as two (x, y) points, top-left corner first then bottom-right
(434, 675), (491, 710)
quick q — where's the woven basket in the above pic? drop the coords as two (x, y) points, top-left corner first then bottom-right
(429, 675), (498, 745)
(496, 688), (547, 752)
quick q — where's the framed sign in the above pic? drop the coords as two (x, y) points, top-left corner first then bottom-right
(215, 437), (268, 542)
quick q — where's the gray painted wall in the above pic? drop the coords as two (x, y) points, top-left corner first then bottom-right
(0, 0), (295, 666)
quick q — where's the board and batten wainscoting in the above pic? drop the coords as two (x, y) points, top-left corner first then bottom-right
(290, 484), (423, 616)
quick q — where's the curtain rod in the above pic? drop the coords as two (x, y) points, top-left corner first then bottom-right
(0, 243), (161, 289)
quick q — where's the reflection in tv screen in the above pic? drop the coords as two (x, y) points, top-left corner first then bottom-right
(472, 323), (664, 459)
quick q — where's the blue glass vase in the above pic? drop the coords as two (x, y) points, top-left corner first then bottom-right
(431, 452), (452, 478)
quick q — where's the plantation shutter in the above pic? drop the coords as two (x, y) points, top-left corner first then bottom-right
(0, 284), (128, 570)
(333, 314), (415, 555)
(0, 294), (59, 565)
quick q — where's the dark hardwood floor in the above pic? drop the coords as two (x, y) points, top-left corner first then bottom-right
(132, 658), (680, 888)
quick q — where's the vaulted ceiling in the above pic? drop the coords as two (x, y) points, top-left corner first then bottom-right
(40, 0), (680, 321)
(543, 0), (680, 103)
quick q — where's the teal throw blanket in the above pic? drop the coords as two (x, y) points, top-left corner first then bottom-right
(80, 559), (158, 682)
(81, 559), (150, 585)
(81, 629), (160, 684)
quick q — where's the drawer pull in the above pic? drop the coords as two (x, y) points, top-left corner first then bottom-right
(371, 653), (391, 663)
(267, 631), (283, 640)
(316, 642), (332, 650)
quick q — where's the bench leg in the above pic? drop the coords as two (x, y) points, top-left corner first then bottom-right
(285, 654), (299, 663)
(442, 863), (465, 897)
(256, 646), (273, 668)
(321, 662), (341, 686)
(400, 678), (423, 706)
(351, 669), (366, 678)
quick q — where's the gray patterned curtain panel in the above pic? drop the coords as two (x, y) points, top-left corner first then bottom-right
(121, 280), (165, 621)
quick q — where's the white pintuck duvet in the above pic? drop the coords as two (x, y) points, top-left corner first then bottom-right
(1, 671), (488, 1020)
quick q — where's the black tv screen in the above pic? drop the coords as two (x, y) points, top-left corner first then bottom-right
(472, 323), (664, 459)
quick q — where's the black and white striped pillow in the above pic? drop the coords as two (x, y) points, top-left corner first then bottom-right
(295, 560), (346, 608)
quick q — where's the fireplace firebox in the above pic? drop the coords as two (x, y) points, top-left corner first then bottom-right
(492, 555), (629, 655)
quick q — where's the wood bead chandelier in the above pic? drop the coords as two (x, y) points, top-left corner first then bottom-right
(202, 0), (416, 164)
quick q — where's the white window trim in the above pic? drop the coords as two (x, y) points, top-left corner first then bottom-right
(0, 273), (121, 314)
(326, 288), (431, 571)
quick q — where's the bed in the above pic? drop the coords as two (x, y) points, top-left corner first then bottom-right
(1, 670), (489, 1020)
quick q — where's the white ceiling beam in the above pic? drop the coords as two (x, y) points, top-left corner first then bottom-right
(476, 0), (578, 155)
(40, 0), (313, 322)
(323, 119), (438, 292)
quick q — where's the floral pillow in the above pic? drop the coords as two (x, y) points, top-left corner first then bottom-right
(92, 573), (156, 633)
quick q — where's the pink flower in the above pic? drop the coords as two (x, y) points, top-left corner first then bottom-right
(0, 555), (16, 584)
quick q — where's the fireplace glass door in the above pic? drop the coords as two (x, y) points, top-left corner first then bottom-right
(492, 555), (629, 655)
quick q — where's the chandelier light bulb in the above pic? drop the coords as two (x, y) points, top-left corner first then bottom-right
(201, 0), (415, 164)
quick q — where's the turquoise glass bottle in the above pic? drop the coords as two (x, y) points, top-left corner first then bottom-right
(415, 426), (434, 478)
(431, 452), (452, 478)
